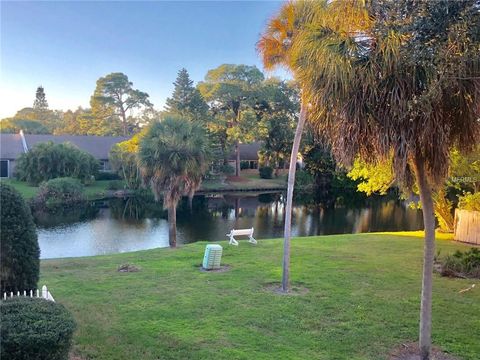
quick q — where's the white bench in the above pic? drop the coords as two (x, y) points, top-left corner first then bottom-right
(226, 228), (257, 246)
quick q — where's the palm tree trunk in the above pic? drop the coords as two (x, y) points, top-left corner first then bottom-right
(235, 141), (241, 177)
(413, 156), (436, 360)
(282, 102), (307, 292)
(168, 204), (177, 248)
(188, 194), (194, 212)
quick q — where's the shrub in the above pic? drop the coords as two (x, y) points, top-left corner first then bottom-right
(107, 180), (125, 190)
(109, 134), (143, 189)
(0, 183), (39, 292)
(294, 170), (315, 189)
(438, 248), (480, 278)
(96, 172), (121, 181)
(0, 297), (76, 360)
(16, 141), (99, 185)
(35, 177), (85, 209)
(240, 161), (250, 170)
(219, 164), (235, 175)
(259, 166), (273, 179)
(458, 192), (480, 211)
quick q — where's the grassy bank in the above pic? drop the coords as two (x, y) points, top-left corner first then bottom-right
(2, 172), (287, 201)
(40, 232), (479, 360)
(1, 179), (115, 200)
(200, 173), (286, 192)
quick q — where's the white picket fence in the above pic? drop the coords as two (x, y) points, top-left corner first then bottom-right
(2, 285), (55, 302)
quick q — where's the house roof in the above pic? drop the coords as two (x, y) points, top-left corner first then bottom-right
(229, 142), (261, 161)
(24, 135), (128, 160)
(0, 134), (25, 159)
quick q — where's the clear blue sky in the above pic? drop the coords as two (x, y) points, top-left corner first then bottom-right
(1, 1), (285, 118)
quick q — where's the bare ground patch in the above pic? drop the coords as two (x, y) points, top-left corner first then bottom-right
(389, 342), (459, 360)
(263, 282), (309, 296)
(198, 264), (232, 273)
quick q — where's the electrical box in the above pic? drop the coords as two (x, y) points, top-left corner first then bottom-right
(202, 244), (223, 270)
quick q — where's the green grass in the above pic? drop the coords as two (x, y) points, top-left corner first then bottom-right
(201, 172), (286, 191)
(4, 174), (284, 200)
(0, 179), (39, 198)
(1, 179), (112, 200)
(40, 232), (479, 360)
(83, 180), (113, 199)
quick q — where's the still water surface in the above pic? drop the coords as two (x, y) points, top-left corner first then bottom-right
(36, 192), (424, 259)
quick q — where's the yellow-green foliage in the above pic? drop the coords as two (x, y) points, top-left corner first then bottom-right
(458, 192), (480, 211)
(109, 131), (145, 190)
(347, 157), (394, 195)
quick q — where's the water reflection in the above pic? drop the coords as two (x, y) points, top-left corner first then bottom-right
(35, 192), (423, 259)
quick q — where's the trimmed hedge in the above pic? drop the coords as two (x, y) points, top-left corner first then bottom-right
(0, 183), (39, 292)
(0, 297), (76, 360)
(259, 166), (273, 179)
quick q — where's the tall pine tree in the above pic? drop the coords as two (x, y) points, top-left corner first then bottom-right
(33, 86), (48, 111)
(165, 68), (208, 122)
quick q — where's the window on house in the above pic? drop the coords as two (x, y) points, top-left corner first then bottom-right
(0, 160), (9, 178)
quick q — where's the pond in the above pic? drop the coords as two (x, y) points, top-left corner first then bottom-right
(35, 192), (424, 259)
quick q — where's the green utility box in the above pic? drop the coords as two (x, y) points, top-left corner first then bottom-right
(202, 244), (223, 270)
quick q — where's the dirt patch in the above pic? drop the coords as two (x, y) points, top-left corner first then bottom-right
(199, 265), (231, 273)
(434, 261), (479, 279)
(69, 353), (87, 360)
(263, 282), (309, 296)
(117, 263), (140, 272)
(389, 342), (459, 360)
(226, 176), (249, 183)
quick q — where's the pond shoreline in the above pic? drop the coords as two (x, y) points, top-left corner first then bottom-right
(2, 177), (288, 202)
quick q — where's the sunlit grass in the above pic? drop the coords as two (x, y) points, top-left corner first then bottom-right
(41, 232), (479, 360)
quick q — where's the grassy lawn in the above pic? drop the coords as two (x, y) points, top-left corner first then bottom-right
(40, 232), (479, 360)
(3, 174), (284, 200)
(201, 172), (286, 191)
(0, 179), (39, 198)
(1, 179), (112, 200)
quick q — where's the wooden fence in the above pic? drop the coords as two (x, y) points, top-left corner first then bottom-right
(454, 209), (480, 245)
(2, 285), (55, 302)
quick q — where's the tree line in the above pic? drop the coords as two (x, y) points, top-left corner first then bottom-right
(0, 66), (300, 177)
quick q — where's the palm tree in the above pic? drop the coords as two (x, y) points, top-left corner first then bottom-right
(276, 1), (479, 359)
(257, 1), (311, 293)
(257, 0), (369, 292)
(138, 115), (210, 247)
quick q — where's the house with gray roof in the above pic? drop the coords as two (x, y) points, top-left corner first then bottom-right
(0, 132), (263, 178)
(228, 142), (262, 169)
(0, 132), (128, 178)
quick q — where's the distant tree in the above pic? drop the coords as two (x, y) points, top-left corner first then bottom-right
(109, 132), (145, 190)
(16, 142), (99, 185)
(258, 79), (299, 175)
(198, 64), (264, 176)
(33, 86), (48, 111)
(1, 106), (61, 134)
(0, 183), (39, 292)
(165, 68), (208, 122)
(54, 108), (122, 136)
(301, 130), (337, 200)
(90, 73), (153, 136)
(0, 118), (49, 134)
(138, 116), (210, 247)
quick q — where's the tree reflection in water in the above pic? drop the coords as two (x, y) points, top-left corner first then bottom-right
(35, 191), (424, 258)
